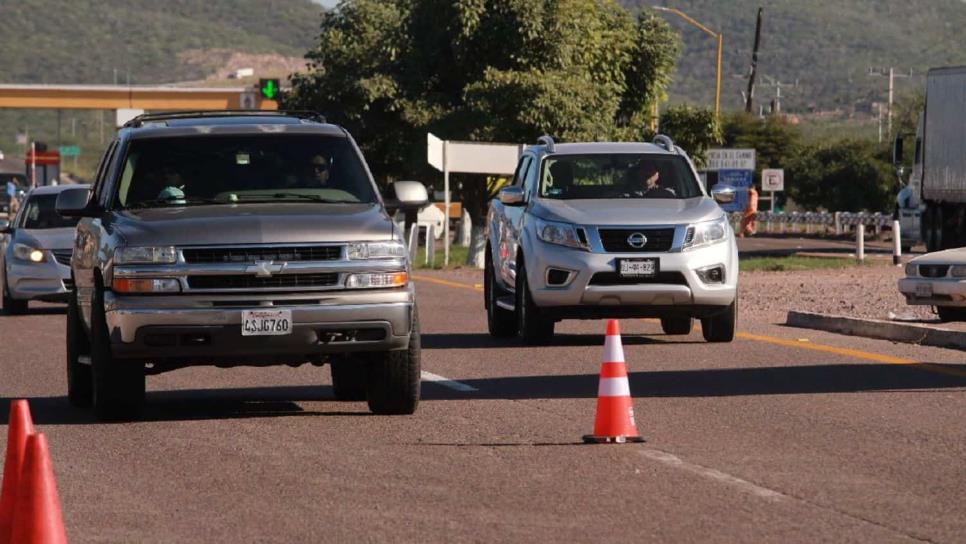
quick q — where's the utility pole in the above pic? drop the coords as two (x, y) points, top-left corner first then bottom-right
(745, 7), (763, 113)
(868, 67), (913, 138)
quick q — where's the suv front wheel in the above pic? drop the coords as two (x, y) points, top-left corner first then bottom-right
(66, 291), (93, 407)
(90, 287), (146, 420)
(365, 306), (421, 415)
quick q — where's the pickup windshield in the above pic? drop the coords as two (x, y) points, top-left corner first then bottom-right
(540, 154), (703, 200)
(116, 135), (377, 208)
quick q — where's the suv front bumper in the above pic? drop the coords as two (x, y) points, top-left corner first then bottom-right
(104, 289), (414, 362)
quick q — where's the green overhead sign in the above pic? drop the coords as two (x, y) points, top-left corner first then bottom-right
(259, 78), (280, 100)
(58, 145), (80, 157)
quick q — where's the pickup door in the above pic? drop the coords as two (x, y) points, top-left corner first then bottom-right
(489, 152), (538, 292)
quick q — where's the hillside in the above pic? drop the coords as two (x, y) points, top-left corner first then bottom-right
(624, 0), (966, 113)
(0, 0), (321, 84)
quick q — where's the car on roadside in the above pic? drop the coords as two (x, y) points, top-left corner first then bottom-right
(56, 111), (427, 420)
(484, 135), (739, 344)
(898, 247), (966, 322)
(0, 184), (87, 314)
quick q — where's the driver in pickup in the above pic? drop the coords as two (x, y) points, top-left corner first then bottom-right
(627, 161), (675, 199)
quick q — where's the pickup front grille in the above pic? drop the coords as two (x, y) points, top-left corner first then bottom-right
(52, 249), (72, 266)
(598, 228), (675, 252)
(918, 265), (949, 278)
(182, 245), (342, 264)
(187, 273), (340, 290)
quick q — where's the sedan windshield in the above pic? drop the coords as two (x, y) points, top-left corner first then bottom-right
(20, 194), (80, 229)
(540, 154), (703, 200)
(116, 135), (377, 209)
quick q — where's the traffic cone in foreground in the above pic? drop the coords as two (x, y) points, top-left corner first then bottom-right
(583, 320), (645, 444)
(10, 433), (67, 544)
(0, 399), (35, 544)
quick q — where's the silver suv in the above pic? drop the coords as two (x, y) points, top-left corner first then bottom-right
(485, 135), (739, 344)
(56, 111), (427, 420)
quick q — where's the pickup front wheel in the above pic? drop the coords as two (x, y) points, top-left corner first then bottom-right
(516, 260), (554, 344)
(90, 288), (145, 420)
(365, 307), (421, 415)
(701, 299), (737, 343)
(485, 249), (517, 338)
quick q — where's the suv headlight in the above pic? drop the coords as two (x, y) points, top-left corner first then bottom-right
(535, 218), (583, 249)
(114, 246), (177, 265)
(347, 241), (407, 260)
(684, 215), (730, 250)
(13, 243), (45, 263)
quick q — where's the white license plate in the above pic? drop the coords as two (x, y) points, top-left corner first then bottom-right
(619, 258), (658, 277)
(915, 283), (933, 298)
(242, 309), (292, 336)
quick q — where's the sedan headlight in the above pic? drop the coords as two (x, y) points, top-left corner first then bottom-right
(952, 265), (966, 278)
(684, 215), (730, 250)
(347, 241), (407, 260)
(535, 218), (583, 249)
(13, 243), (45, 263)
(114, 246), (177, 265)
(905, 263), (918, 277)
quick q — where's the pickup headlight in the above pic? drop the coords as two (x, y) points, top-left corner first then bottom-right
(684, 215), (730, 250)
(13, 243), (45, 263)
(114, 246), (177, 265)
(535, 218), (583, 249)
(347, 241), (406, 260)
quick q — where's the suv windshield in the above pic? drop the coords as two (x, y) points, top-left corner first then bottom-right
(116, 134), (377, 209)
(21, 194), (80, 229)
(540, 154), (702, 200)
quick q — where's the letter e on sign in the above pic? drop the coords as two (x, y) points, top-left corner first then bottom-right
(762, 169), (784, 192)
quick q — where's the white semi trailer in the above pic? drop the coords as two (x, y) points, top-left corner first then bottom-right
(895, 66), (966, 251)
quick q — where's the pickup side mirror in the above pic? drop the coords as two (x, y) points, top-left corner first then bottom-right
(0, 219), (10, 234)
(56, 187), (97, 218)
(892, 135), (904, 165)
(710, 184), (736, 204)
(497, 186), (525, 206)
(383, 180), (429, 215)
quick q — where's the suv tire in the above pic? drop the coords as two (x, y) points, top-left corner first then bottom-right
(516, 260), (554, 344)
(366, 307), (420, 415)
(660, 316), (693, 335)
(91, 287), (145, 420)
(66, 291), (93, 408)
(330, 356), (367, 401)
(485, 249), (517, 338)
(3, 276), (27, 315)
(701, 299), (737, 343)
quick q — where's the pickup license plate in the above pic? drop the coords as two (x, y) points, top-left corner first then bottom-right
(242, 309), (292, 336)
(619, 258), (658, 278)
(915, 283), (933, 298)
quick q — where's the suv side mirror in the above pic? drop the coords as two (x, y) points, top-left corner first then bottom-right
(0, 219), (10, 234)
(56, 187), (97, 218)
(497, 186), (525, 206)
(892, 135), (903, 165)
(383, 181), (429, 214)
(710, 184), (736, 204)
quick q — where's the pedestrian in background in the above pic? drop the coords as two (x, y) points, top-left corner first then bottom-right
(739, 184), (758, 237)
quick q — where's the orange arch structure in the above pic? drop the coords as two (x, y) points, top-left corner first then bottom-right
(0, 84), (278, 110)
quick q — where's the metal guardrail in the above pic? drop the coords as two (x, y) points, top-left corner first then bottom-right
(728, 211), (894, 236)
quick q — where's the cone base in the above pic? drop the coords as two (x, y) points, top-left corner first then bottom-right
(582, 434), (646, 444)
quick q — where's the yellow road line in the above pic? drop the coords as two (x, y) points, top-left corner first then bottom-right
(413, 275), (966, 378)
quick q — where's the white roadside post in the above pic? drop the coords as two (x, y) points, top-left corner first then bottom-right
(857, 223), (865, 262)
(443, 141), (450, 267)
(892, 219), (902, 266)
(426, 224), (436, 266)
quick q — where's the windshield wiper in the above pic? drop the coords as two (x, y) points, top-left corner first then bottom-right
(239, 192), (361, 204)
(126, 196), (223, 209)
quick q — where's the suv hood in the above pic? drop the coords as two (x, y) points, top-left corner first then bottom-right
(111, 203), (395, 247)
(531, 197), (723, 226)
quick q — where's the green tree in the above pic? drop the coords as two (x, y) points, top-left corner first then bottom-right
(655, 105), (722, 167)
(785, 139), (895, 212)
(283, 0), (681, 264)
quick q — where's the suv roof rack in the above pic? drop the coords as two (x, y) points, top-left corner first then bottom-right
(537, 135), (556, 153)
(652, 134), (676, 153)
(122, 110), (327, 128)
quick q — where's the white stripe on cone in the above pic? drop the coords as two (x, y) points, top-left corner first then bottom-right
(603, 334), (624, 363)
(598, 377), (631, 397)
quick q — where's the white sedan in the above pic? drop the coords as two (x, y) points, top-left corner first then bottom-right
(898, 247), (966, 322)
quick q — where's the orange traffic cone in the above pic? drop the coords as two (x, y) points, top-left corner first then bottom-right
(10, 433), (67, 544)
(0, 399), (35, 544)
(583, 320), (645, 444)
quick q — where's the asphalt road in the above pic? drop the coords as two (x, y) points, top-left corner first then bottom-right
(2, 270), (965, 543)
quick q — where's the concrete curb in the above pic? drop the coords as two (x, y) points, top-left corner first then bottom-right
(786, 311), (966, 351)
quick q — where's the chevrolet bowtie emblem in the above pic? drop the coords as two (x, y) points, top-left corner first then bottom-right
(247, 260), (284, 277)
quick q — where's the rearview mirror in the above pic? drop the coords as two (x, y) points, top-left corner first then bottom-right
(55, 187), (96, 218)
(498, 186), (525, 206)
(710, 184), (736, 204)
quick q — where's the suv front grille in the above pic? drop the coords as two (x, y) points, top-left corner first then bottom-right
(52, 249), (72, 266)
(182, 245), (342, 264)
(598, 228), (675, 252)
(187, 273), (340, 290)
(918, 265), (949, 278)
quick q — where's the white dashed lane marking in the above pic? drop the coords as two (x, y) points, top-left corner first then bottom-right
(421, 371), (478, 392)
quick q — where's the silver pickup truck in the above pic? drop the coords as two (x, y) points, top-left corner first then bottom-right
(56, 111), (427, 420)
(485, 136), (739, 344)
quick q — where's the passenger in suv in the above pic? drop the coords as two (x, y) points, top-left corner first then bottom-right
(485, 135), (739, 344)
(56, 111), (427, 420)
